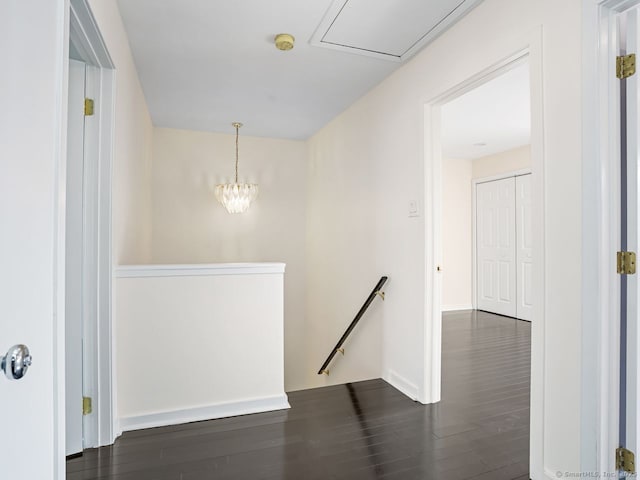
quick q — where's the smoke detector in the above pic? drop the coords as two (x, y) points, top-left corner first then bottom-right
(274, 33), (295, 51)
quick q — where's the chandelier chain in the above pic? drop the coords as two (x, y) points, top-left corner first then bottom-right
(235, 124), (239, 183)
(215, 122), (257, 213)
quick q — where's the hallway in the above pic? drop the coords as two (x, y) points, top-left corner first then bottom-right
(67, 311), (530, 480)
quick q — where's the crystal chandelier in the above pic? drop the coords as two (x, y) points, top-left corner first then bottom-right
(215, 122), (258, 214)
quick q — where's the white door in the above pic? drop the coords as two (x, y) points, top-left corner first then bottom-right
(0, 0), (66, 478)
(66, 58), (86, 456)
(516, 174), (533, 321)
(476, 177), (517, 317)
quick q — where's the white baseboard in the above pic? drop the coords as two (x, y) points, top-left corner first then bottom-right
(441, 304), (473, 312)
(119, 394), (290, 432)
(544, 468), (560, 479)
(384, 370), (419, 401)
(113, 419), (122, 442)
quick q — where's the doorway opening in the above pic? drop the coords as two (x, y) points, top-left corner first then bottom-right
(440, 62), (532, 320)
(436, 59), (533, 478)
(423, 45), (545, 478)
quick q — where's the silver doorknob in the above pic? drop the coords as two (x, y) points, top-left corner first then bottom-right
(1, 345), (32, 380)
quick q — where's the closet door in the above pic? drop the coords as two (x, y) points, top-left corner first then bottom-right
(476, 177), (517, 317)
(516, 174), (533, 321)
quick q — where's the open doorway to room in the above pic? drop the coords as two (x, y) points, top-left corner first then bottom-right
(440, 61), (532, 320)
(429, 58), (535, 477)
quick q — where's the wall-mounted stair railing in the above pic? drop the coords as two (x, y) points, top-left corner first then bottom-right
(317, 276), (388, 375)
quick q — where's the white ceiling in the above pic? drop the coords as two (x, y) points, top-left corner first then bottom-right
(441, 62), (531, 160)
(312, 0), (481, 61)
(116, 0), (481, 140)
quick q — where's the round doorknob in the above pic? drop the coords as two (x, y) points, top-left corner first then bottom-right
(1, 344), (32, 380)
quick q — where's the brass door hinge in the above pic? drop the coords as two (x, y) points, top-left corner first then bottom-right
(617, 54), (636, 79)
(84, 98), (94, 116)
(617, 251), (637, 274)
(82, 396), (92, 416)
(617, 447), (636, 473)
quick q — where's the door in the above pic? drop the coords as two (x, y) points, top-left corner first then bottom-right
(476, 177), (517, 317)
(66, 58), (86, 456)
(0, 0), (66, 477)
(516, 174), (533, 321)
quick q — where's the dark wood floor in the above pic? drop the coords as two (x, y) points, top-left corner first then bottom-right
(67, 310), (531, 480)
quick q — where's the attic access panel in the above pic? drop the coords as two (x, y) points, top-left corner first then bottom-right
(311, 0), (483, 62)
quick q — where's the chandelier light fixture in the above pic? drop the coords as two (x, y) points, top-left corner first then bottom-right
(215, 122), (258, 214)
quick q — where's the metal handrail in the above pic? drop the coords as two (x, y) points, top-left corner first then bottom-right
(317, 276), (388, 375)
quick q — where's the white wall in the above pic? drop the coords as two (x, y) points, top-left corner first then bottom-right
(473, 144), (531, 179)
(306, 0), (582, 476)
(442, 158), (473, 310)
(115, 264), (288, 430)
(88, 0), (154, 264)
(150, 128), (308, 391)
(306, 122), (385, 391)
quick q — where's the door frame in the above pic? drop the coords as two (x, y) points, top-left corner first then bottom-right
(471, 169), (532, 313)
(582, 0), (640, 474)
(423, 31), (545, 477)
(64, 0), (116, 449)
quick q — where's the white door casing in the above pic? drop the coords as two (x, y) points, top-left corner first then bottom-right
(583, 1), (640, 474)
(68, 0), (117, 448)
(476, 177), (517, 317)
(516, 174), (533, 321)
(66, 58), (86, 456)
(624, 4), (640, 466)
(581, 1), (631, 474)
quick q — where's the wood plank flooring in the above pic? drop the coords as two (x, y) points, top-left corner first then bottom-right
(67, 310), (531, 480)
